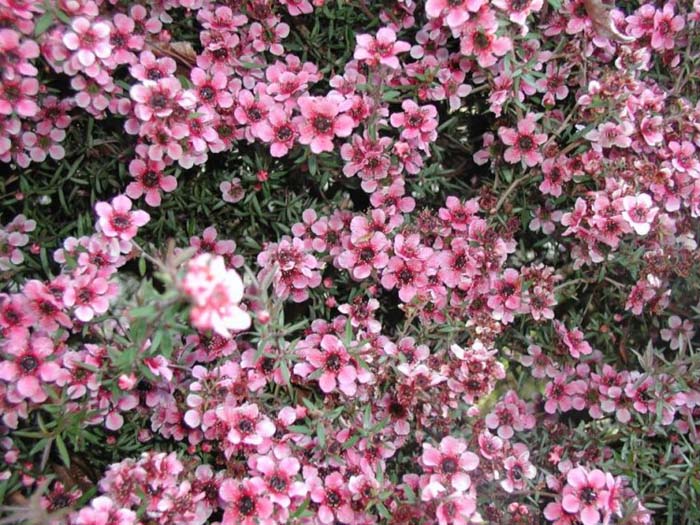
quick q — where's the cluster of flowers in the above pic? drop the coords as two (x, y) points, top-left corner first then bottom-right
(1, 0), (700, 524)
(0, 194), (148, 428)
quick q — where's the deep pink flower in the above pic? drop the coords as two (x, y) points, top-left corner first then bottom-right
(309, 471), (354, 524)
(126, 159), (177, 207)
(22, 279), (72, 332)
(0, 334), (60, 403)
(651, 4), (684, 50)
(389, 100), (438, 147)
(220, 477), (273, 525)
(294, 334), (359, 395)
(498, 113), (547, 166)
(187, 67), (233, 109)
(381, 256), (428, 303)
(295, 95), (354, 154)
(216, 402), (276, 450)
(250, 453), (307, 508)
(257, 106), (298, 157)
(95, 195), (150, 241)
(461, 26), (512, 68)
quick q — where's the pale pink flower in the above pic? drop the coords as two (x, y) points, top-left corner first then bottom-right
(561, 467), (609, 525)
(182, 253), (251, 338)
(62, 17), (112, 69)
(95, 195), (150, 241)
(621, 193), (657, 235)
(426, 0), (482, 28)
(660, 316), (695, 351)
(421, 436), (479, 500)
(354, 27), (410, 69)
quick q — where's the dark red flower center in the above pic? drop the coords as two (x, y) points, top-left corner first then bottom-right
(200, 86), (215, 101)
(441, 457), (458, 474)
(270, 475), (287, 492)
(238, 494), (255, 516)
(20, 355), (38, 373)
(238, 418), (254, 433)
(313, 115), (333, 134)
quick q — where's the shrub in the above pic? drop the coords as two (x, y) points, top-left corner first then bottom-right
(1, 0), (699, 524)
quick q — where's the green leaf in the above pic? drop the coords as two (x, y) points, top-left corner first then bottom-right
(34, 12), (54, 36)
(317, 422), (326, 448)
(56, 435), (71, 467)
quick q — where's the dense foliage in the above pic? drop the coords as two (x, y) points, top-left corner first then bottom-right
(1, 0), (700, 524)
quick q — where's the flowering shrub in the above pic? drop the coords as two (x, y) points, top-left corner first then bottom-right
(1, 0), (700, 524)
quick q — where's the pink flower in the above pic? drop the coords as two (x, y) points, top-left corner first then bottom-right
(487, 268), (523, 323)
(493, 0), (543, 25)
(187, 67), (233, 109)
(584, 121), (634, 150)
(129, 77), (182, 121)
(621, 193), (657, 236)
(310, 471), (354, 524)
(651, 4), (684, 50)
(22, 279), (72, 332)
(63, 272), (114, 322)
(257, 106), (298, 157)
(220, 477), (273, 525)
(381, 256), (428, 303)
(125, 159), (177, 207)
(660, 316), (695, 351)
(217, 402), (276, 450)
(501, 444), (537, 493)
(220, 177), (246, 204)
(426, 0), (481, 28)
(294, 334), (359, 395)
(0, 334), (61, 403)
(182, 253), (251, 338)
(95, 195), (150, 241)
(561, 467), (609, 525)
(337, 232), (390, 280)
(354, 27), (410, 69)
(421, 436), (479, 500)
(250, 453), (307, 508)
(498, 113), (547, 166)
(0, 76), (39, 117)
(0, 29), (40, 77)
(389, 100), (438, 147)
(295, 95), (354, 154)
(72, 496), (137, 525)
(461, 26), (512, 68)
(280, 0), (313, 16)
(62, 17), (112, 69)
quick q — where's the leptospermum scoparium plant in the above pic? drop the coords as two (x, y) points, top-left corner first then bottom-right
(1, 0), (700, 524)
